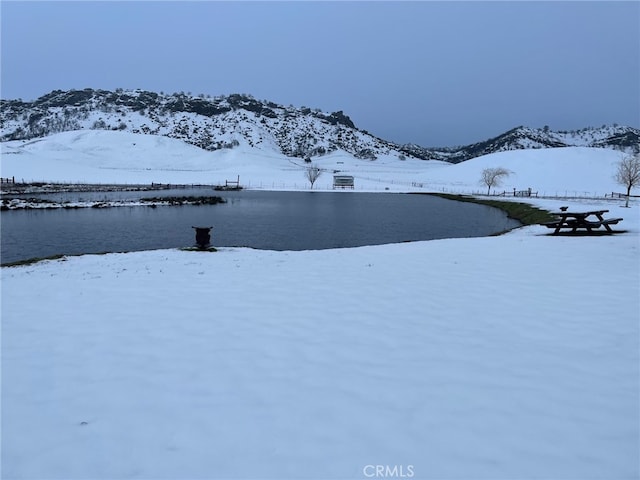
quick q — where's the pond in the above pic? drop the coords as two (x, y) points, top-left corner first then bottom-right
(0, 190), (520, 264)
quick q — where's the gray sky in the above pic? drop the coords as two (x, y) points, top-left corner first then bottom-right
(1, 1), (639, 147)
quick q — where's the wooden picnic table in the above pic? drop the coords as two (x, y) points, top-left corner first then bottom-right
(542, 210), (623, 234)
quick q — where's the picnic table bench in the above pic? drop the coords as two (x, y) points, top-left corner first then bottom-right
(541, 209), (623, 235)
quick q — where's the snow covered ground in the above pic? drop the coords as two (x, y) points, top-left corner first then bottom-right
(1, 131), (639, 479)
(0, 130), (630, 196)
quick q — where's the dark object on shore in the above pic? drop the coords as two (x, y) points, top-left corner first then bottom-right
(214, 184), (243, 191)
(214, 175), (242, 191)
(192, 226), (213, 249)
(541, 209), (623, 235)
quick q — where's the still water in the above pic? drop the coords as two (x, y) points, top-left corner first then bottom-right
(1, 190), (520, 264)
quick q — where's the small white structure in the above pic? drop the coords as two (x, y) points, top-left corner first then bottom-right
(333, 175), (354, 189)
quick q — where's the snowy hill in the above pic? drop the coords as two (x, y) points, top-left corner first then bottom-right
(0, 130), (445, 188)
(417, 147), (629, 197)
(403, 125), (640, 163)
(1, 88), (638, 164)
(0, 130), (631, 197)
(0, 89), (405, 162)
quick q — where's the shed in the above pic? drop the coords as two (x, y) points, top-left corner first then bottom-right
(333, 175), (354, 189)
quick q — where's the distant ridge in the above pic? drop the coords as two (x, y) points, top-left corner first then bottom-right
(401, 125), (640, 163)
(1, 88), (638, 163)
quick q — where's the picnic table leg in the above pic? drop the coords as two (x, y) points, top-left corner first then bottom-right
(554, 215), (567, 234)
(596, 213), (613, 232)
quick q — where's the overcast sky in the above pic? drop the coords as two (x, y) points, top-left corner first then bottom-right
(1, 1), (639, 147)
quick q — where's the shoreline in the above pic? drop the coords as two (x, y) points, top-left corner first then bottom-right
(2, 187), (633, 268)
(0, 182), (215, 196)
(423, 192), (557, 225)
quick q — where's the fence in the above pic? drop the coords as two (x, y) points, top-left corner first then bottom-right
(605, 192), (640, 199)
(495, 188), (538, 198)
(2, 176), (636, 201)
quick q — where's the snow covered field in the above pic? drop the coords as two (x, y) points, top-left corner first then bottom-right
(0, 130), (630, 196)
(1, 132), (639, 479)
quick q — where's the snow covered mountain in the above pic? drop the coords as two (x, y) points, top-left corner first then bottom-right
(403, 125), (640, 163)
(0, 89), (402, 162)
(1, 88), (638, 162)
